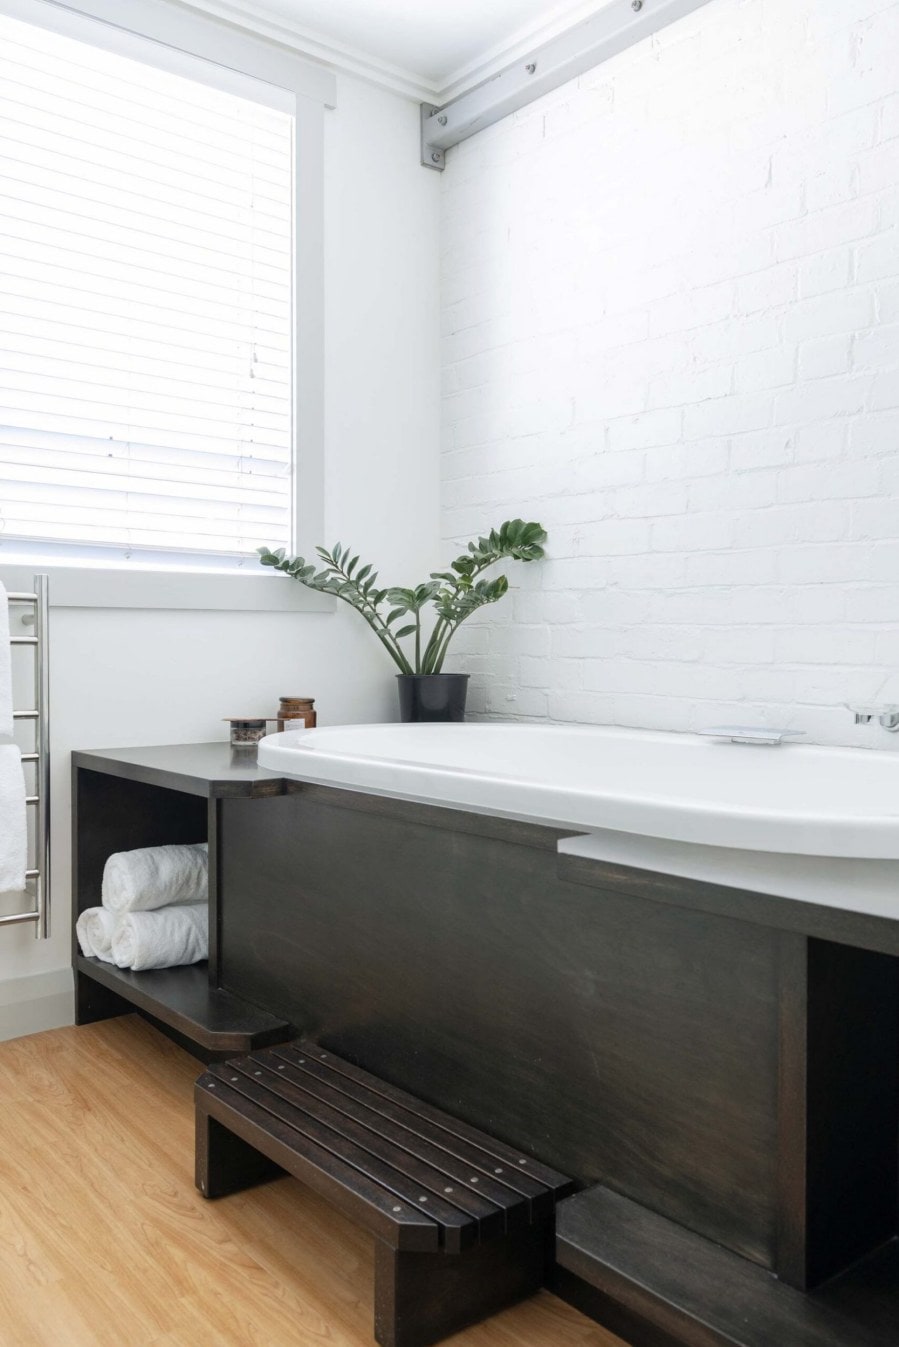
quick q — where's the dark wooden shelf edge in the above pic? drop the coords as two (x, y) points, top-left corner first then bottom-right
(76, 956), (292, 1053)
(554, 1186), (898, 1347)
(557, 854), (899, 958)
(71, 746), (289, 799)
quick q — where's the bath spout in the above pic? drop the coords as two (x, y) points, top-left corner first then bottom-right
(697, 727), (806, 746)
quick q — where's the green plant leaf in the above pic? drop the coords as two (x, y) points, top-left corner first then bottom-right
(258, 519), (546, 678)
(385, 587), (415, 608)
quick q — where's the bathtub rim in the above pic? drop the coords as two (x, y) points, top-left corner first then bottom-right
(257, 722), (899, 861)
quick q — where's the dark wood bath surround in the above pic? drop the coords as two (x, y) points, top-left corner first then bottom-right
(73, 743), (899, 1347)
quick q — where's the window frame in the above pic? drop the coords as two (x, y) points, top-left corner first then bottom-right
(0, 0), (335, 611)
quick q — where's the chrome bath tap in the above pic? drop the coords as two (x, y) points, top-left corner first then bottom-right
(848, 704), (899, 731)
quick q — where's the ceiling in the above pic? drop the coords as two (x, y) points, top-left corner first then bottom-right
(182, 0), (611, 99)
(253, 0), (600, 85)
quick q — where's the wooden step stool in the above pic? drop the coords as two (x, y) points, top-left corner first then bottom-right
(195, 1040), (573, 1347)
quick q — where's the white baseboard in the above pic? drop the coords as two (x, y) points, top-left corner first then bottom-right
(0, 968), (74, 1041)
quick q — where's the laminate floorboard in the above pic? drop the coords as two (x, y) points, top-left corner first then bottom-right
(0, 1016), (627, 1347)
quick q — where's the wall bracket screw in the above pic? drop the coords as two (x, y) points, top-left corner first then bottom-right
(631, 0), (643, 10)
(421, 102), (447, 171)
(525, 62), (537, 74)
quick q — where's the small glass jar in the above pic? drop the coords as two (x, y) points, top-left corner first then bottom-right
(276, 697), (317, 731)
(224, 717), (278, 748)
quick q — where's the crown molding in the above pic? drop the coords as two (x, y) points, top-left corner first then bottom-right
(170, 0), (442, 100)
(171, 0), (616, 105)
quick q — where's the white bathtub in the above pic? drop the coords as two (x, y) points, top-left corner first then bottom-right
(258, 721), (899, 861)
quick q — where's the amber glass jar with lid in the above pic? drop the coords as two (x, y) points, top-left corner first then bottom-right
(277, 697), (316, 731)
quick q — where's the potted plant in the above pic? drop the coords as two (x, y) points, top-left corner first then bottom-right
(258, 519), (547, 721)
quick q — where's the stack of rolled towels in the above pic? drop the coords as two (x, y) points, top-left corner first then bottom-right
(76, 843), (208, 971)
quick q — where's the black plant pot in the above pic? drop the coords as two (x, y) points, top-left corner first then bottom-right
(397, 673), (470, 723)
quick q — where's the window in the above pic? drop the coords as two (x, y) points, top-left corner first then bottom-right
(0, 0), (331, 590)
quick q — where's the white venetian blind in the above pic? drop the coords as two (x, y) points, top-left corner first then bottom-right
(0, 11), (295, 559)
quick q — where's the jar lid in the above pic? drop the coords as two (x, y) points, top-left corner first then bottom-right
(279, 696), (314, 703)
(222, 717), (279, 724)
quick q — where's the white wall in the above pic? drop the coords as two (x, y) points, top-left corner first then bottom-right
(0, 72), (440, 1033)
(440, 0), (899, 746)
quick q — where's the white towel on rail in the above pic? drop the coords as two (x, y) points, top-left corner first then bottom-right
(76, 906), (118, 962)
(0, 581), (13, 741)
(111, 903), (208, 971)
(0, 744), (27, 895)
(101, 842), (208, 913)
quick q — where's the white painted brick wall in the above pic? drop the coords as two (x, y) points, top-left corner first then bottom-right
(440, 0), (899, 746)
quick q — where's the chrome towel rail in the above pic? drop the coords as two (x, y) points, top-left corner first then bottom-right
(4, 576), (50, 939)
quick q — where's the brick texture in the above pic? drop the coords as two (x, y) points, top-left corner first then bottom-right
(440, 0), (899, 746)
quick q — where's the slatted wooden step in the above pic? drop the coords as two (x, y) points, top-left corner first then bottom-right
(195, 1039), (573, 1347)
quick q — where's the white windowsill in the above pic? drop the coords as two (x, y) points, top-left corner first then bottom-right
(0, 562), (335, 612)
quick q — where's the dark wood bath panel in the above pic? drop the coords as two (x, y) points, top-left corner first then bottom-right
(219, 787), (783, 1269)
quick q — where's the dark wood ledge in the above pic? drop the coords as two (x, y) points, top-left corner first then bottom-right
(76, 956), (292, 1054)
(72, 743), (288, 799)
(555, 1184), (898, 1347)
(558, 851), (899, 958)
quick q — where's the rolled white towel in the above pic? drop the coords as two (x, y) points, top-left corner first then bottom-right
(76, 907), (118, 962)
(0, 744), (27, 896)
(111, 903), (208, 972)
(102, 842), (208, 913)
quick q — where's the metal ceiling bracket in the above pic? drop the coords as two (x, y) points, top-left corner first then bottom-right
(420, 103), (446, 170)
(420, 0), (713, 171)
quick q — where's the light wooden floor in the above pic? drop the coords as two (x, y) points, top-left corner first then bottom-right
(0, 1016), (628, 1347)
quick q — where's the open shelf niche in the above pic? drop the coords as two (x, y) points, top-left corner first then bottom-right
(72, 743), (293, 1058)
